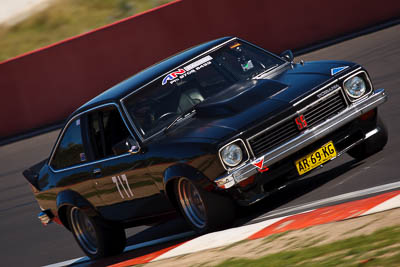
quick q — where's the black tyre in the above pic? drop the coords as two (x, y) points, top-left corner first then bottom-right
(174, 177), (235, 234)
(348, 116), (388, 160)
(68, 206), (126, 259)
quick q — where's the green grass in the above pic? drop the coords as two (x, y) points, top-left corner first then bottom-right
(219, 239), (252, 251)
(0, 0), (172, 62)
(261, 230), (293, 244)
(214, 225), (400, 267)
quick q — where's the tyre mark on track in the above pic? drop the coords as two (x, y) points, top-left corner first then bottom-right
(328, 157), (385, 189)
(0, 201), (37, 214)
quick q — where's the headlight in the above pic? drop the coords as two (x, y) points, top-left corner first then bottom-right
(220, 143), (243, 167)
(344, 76), (366, 99)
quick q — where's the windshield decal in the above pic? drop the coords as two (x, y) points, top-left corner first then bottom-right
(162, 69), (186, 85)
(230, 42), (241, 49)
(241, 60), (254, 72)
(184, 55), (213, 71)
(162, 55), (213, 85)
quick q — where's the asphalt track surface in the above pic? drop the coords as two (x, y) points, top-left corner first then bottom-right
(0, 24), (399, 267)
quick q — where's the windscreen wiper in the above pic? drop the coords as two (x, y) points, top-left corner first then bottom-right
(164, 104), (199, 133)
(253, 64), (278, 79)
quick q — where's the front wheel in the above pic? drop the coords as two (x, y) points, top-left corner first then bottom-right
(174, 177), (235, 234)
(68, 206), (126, 259)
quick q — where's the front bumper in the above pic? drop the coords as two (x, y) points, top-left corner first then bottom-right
(215, 89), (387, 189)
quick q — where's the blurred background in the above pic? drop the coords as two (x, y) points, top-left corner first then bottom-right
(0, 0), (172, 62)
(1, 0), (398, 141)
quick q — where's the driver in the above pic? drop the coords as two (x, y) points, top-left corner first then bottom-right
(131, 100), (156, 135)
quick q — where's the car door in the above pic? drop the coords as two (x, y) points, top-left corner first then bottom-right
(84, 104), (172, 222)
(48, 116), (103, 209)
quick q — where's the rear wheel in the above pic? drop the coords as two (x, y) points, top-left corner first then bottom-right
(348, 116), (388, 160)
(174, 177), (235, 234)
(68, 206), (126, 259)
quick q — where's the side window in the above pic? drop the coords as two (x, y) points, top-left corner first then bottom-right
(88, 106), (132, 160)
(51, 118), (86, 170)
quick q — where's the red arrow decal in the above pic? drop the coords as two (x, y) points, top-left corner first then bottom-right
(252, 157), (264, 169)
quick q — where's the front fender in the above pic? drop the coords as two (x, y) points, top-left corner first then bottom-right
(163, 163), (217, 208)
(163, 163), (215, 190)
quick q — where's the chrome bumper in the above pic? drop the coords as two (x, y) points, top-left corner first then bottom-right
(215, 89), (387, 189)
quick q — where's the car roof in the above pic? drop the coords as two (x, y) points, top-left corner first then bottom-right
(70, 36), (235, 118)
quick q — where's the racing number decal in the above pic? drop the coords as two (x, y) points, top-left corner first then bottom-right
(112, 174), (134, 199)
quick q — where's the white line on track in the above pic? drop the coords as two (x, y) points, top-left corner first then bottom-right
(253, 181), (400, 222)
(42, 231), (194, 267)
(154, 208), (314, 261)
(155, 217), (287, 261)
(42, 257), (86, 267)
(362, 194), (400, 216)
(123, 231), (194, 252)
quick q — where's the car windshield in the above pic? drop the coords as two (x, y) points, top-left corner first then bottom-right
(123, 40), (285, 138)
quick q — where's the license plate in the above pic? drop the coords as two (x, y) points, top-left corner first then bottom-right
(295, 141), (337, 175)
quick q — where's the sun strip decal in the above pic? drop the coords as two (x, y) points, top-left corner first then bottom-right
(162, 55), (213, 85)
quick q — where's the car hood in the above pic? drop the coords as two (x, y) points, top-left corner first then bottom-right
(163, 60), (356, 142)
(271, 60), (356, 103)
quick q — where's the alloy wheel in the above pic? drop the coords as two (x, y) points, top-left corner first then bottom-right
(177, 178), (207, 229)
(70, 207), (98, 255)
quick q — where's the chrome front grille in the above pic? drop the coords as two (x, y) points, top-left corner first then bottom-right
(248, 117), (298, 158)
(302, 90), (347, 128)
(248, 89), (348, 157)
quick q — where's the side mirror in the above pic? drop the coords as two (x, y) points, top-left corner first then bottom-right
(280, 50), (294, 62)
(112, 137), (140, 155)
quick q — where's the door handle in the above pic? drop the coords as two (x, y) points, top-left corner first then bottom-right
(92, 168), (102, 177)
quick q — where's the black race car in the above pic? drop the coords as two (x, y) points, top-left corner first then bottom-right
(23, 37), (388, 259)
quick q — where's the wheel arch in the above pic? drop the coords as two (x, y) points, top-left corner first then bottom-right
(56, 189), (99, 231)
(163, 163), (215, 209)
